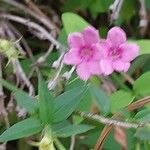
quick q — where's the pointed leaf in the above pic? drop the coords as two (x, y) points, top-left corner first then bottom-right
(0, 117), (42, 142)
(62, 12), (89, 34)
(110, 90), (134, 113)
(38, 77), (54, 124)
(14, 91), (38, 114)
(133, 71), (150, 96)
(89, 85), (110, 115)
(135, 128), (150, 140)
(0, 78), (38, 113)
(53, 124), (94, 138)
(53, 86), (87, 123)
(134, 109), (150, 122)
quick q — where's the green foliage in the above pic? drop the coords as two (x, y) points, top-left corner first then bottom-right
(0, 78), (89, 142)
(0, 117), (42, 142)
(134, 109), (150, 122)
(53, 85), (87, 123)
(57, 28), (67, 45)
(110, 90), (134, 113)
(135, 128), (150, 140)
(14, 91), (38, 114)
(38, 76), (54, 124)
(62, 12), (89, 35)
(128, 55), (150, 75)
(53, 124), (94, 138)
(89, 84), (110, 115)
(133, 71), (150, 96)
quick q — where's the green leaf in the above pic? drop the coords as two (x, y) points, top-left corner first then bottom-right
(134, 109), (150, 122)
(14, 91), (38, 114)
(53, 124), (94, 138)
(128, 54), (150, 75)
(110, 90), (134, 113)
(62, 12), (89, 35)
(0, 79), (38, 114)
(38, 77), (54, 124)
(133, 71), (150, 96)
(51, 121), (71, 131)
(77, 90), (92, 112)
(135, 40), (150, 55)
(0, 117), (42, 142)
(89, 85), (110, 115)
(57, 28), (67, 45)
(135, 128), (150, 140)
(53, 86), (87, 123)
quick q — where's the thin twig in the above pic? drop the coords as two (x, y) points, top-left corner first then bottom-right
(2, 20), (35, 96)
(62, 66), (75, 80)
(0, 55), (9, 129)
(25, 0), (59, 36)
(2, 0), (59, 32)
(78, 111), (148, 129)
(0, 14), (64, 50)
(32, 44), (54, 66)
(7, 22), (35, 61)
(109, 0), (124, 23)
(69, 135), (75, 150)
(0, 143), (6, 150)
(138, 0), (148, 36)
(48, 58), (64, 90)
(12, 59), (35, 96)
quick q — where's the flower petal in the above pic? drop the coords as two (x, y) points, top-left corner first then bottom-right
(113, 60), (130, 72)
(88, 61), (102, 75)
(63, 48), (81, 65)
(68, 33), (84, 48)
(100, 59), (114, 75)
(91, 43), (103, 60)
(76, 62), (91, 80)
(120, 43), (139, 62)
(99, 40), (112, 58)
(83, 26), (100, 45)
(107, 27), (127, 48)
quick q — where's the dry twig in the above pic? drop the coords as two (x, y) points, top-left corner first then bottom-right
(109, 0), (124, 23)
(94, 96), (150, 150)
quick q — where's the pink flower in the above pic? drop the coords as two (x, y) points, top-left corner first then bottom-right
(63, 26), (102, 80)
(100, 27), (139, 75)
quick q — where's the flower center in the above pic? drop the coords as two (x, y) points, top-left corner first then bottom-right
(108, 47), (122, 60)
(80, 48), (93, 61)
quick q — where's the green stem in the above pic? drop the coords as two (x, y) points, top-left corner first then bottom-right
(54, 138), (67, 150)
